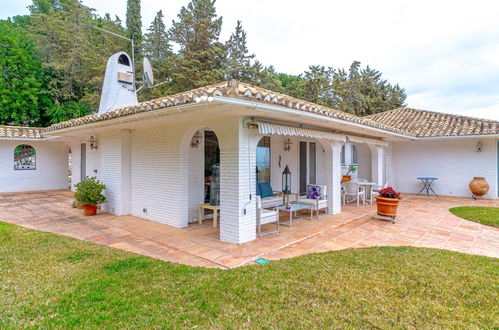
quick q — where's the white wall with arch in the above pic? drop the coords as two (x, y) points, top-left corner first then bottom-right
(0, 140), (69, 193)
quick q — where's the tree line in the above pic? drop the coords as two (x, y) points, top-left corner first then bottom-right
(0, 0), (407, 127)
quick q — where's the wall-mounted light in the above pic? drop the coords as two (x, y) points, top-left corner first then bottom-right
(191, 131), (203, 148)
(476, 141), (483, 153)
(88, 136), (98, 150)
(284, 138), (292, 151)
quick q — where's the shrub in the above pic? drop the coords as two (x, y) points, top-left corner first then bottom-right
(74, 176), (107, 206)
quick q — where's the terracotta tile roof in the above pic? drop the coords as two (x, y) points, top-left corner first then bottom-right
(366, 107), (499, 137)
(0, 126), (45, 139)
(45, 80), (408, 136)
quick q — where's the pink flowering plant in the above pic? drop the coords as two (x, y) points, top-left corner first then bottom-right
(378, 187), (401, 199)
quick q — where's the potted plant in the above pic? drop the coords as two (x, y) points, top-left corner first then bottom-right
(375, 187), (401, 218)
(342, 165), (357, 182)
(74, 176), (107, 216)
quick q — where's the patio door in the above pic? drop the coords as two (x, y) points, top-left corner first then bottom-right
(299, 141), (317, 194)
(80, 143), (86, 180)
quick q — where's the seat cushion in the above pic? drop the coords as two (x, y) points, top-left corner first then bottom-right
(259, 182), (274, 198)
(306, 185), (321, 199)
(261, 195), (282, 208)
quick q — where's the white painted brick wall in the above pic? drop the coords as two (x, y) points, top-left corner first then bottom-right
(99, 131), (123, 214)
(129, 126), (187, 227)
(391, 138), (498, 198)
(0, 140), (69, 193)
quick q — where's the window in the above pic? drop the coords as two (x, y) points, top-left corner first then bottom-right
(14, 144), (36, 170)
(351, 145), (358, 164)
(341, 145), (346, 165)
(118, 54), (130, 66)
(256, 137), (271, 183)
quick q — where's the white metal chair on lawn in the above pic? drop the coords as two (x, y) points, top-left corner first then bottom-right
(256, 196), (279, 237)
(343, 181), (366, 206)
(296, 185), (328, 218)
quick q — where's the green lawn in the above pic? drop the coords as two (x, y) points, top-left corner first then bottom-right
(0, 221), (497, 328)
(449, 206), (499, 227)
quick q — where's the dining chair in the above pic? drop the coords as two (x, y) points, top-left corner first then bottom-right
(342, 181), (366, 206)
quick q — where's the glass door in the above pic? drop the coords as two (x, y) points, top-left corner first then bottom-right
(299, 141), (317, 194)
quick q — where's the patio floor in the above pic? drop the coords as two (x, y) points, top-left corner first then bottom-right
(0, 190), (497, 269)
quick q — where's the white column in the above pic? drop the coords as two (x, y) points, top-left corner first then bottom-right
(324, 140), (342, 215)
(69, 142), (82, 191)
(370, 145), (385, 186)
(218, 118), (258, 244)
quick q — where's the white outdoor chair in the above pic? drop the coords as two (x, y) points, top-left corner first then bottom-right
(296, 185), (328, 217)
(372, 183), (388, 197)
(342, 181), (366, 206)
(256, 196), (279, 237)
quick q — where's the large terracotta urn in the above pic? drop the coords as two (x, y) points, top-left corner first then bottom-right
(469, 177), (489, 197)
(375, 196), (400, 217)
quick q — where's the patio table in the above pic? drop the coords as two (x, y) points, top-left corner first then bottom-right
(416, 177), (439, 197)
(276, 203), (313, 227)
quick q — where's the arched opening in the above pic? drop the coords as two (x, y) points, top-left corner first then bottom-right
(184, 128), (221, 229)
(14, 144), (36, 170)
(118, 54), (130, 66)
(203, 130), (220, 205)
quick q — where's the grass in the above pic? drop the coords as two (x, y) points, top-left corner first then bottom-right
(449, 206), (499, 227)
(0, 221), (498, 328)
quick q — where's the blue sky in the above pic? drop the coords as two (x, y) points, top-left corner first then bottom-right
(3, 0), (499, 120)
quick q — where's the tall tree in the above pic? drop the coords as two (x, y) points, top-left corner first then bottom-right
(143, 10), (171, 64)
(168, 0), (225, 91)
(0, 20), (54, 126)
(224, 20), (254, 80)
(29, 0), (127, 110)
(126, 0), (142, 61)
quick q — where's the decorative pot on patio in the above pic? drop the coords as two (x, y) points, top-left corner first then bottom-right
(469, 177), (489, 198)
(375, 187), (401, 217)
(83, 204), (97, 216)
(74, 177), (107, 217)
(342, 175), (352, 182)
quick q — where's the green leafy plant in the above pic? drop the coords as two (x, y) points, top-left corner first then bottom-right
(74, 177), (107, 206)
(346, 165), (357, 175)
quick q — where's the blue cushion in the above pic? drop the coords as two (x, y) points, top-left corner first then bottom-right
(256, 183), (261, 197)
(259, 182), (274, 198)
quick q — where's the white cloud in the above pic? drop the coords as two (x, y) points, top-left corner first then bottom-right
(2, 0), (499, 119)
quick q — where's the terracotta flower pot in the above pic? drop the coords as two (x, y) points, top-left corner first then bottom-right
(83, 204), (97, 216)
(342, 175), (352, 182)
(375, 196), (400, 217)
(469, 177), (489, 197)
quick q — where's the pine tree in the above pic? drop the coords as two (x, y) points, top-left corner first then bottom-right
(168, 0), (225, 91)
(224, 20), (254, 80)
(29, 0), (127, 110)
(126, 0), (142, 60)
(143, 10), (171, 64)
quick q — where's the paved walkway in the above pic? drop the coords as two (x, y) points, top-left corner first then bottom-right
(0, 190), (497, 268)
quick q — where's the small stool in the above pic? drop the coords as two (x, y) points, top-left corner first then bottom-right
(198, 204), (220, 228)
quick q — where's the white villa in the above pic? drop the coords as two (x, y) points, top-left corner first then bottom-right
(0, 79), (498, 244)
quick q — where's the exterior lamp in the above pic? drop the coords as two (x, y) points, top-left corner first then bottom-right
(88, 136), (98, 150)
(282, 165), (291, 194)
(284, 138), (292, 151)
(191, 131), (203, 148)
(476, 141), (483, 153)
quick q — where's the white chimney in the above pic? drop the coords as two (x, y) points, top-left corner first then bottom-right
(98, 52), (138, 114)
